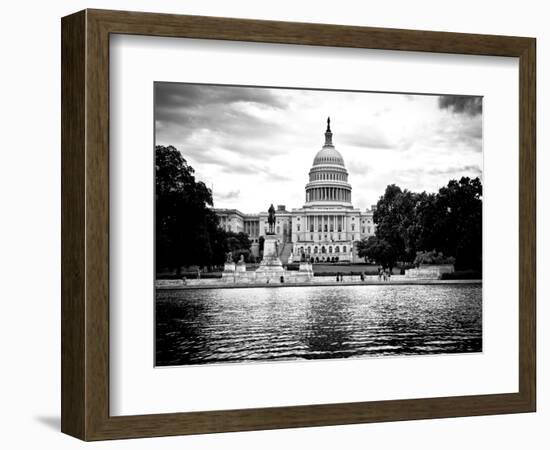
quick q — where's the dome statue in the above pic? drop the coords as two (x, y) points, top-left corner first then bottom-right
(312, 117), (345, 167)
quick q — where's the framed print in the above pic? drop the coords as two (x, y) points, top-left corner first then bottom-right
(61, 9), (536, 441)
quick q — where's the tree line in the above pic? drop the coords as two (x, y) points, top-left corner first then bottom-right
(155, 145), (251, 274)
(357, 177), (482, 272)
(157, 144), (482, 274)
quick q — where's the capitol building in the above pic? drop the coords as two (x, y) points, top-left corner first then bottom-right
(214, 119), (376, 264)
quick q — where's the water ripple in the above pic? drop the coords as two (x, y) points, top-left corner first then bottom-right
(156, 284), (482, 366)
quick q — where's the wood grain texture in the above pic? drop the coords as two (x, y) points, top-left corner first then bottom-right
(60, 8), (536, 441)
(61, 10), (86, 439)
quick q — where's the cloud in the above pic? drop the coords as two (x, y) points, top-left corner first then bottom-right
(155, 83), (286, 110)
(215, 189), (240, 201)
(438, 96), (482, 116)
(341, 131), (393, 149)
(347, 160), (372, 176)
(424, 165), (482, 176)
(155, 84), (482, 212)
(155, 83), (293, 165)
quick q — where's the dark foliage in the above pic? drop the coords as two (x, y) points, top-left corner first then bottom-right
(361, 177), (482, 270)
(155, 145), (250, 273)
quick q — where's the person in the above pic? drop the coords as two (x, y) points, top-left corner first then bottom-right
(280, 275), (284, 283)
(383, 269), (387, 281)
(197, 267), (201, 280)
(360, 272), (365, 282)
(336, 273), (339, 282)
(387, 268), (392, 281)
(378, 267), (382, 281)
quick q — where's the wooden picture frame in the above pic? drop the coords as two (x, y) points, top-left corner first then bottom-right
(61, 9), (536, 441)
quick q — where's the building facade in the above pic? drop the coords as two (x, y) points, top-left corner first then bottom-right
(214, 119), (376, 263)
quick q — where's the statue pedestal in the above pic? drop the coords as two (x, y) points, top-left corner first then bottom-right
(223, 262), (236, 272)
(255, 235), (284, 281)
(236, 262), (246, 272)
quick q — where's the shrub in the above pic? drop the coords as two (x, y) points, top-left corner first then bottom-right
(414, 250), (456, 266)
(441, 270), (481, 280)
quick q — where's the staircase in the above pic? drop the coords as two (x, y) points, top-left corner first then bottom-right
(278, 242), (294, 265)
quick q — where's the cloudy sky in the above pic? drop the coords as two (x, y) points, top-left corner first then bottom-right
(155, 83), (482, 213)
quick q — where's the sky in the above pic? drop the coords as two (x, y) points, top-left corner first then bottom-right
(155, 83), (482, 213)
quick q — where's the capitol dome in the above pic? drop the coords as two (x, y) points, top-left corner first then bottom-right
(304, 118), (353, 207)
(313, 146), (345, 166)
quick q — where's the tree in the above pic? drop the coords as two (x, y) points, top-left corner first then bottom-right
(373, 185), (419, 263)
(371, 177), (482, 270)
(357, 236), (398, 271)
(225, 231), (252, 262)
(433, 177), (482, 270)
(155, 145), (220, 272)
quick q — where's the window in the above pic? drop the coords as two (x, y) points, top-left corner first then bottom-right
(297, 225), (301, 231)
(351, 224), (355, 231)
(335, 246), (340, 253)
(343, 246), (347, 253)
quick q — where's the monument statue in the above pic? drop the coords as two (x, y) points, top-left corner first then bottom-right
(267, 204), (276, 234)
(225, 251), (233, 263)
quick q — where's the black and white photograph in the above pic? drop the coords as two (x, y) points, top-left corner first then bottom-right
(154, 83), (483, 367)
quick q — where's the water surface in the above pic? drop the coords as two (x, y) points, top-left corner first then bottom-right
(156, 284), (482, 366)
